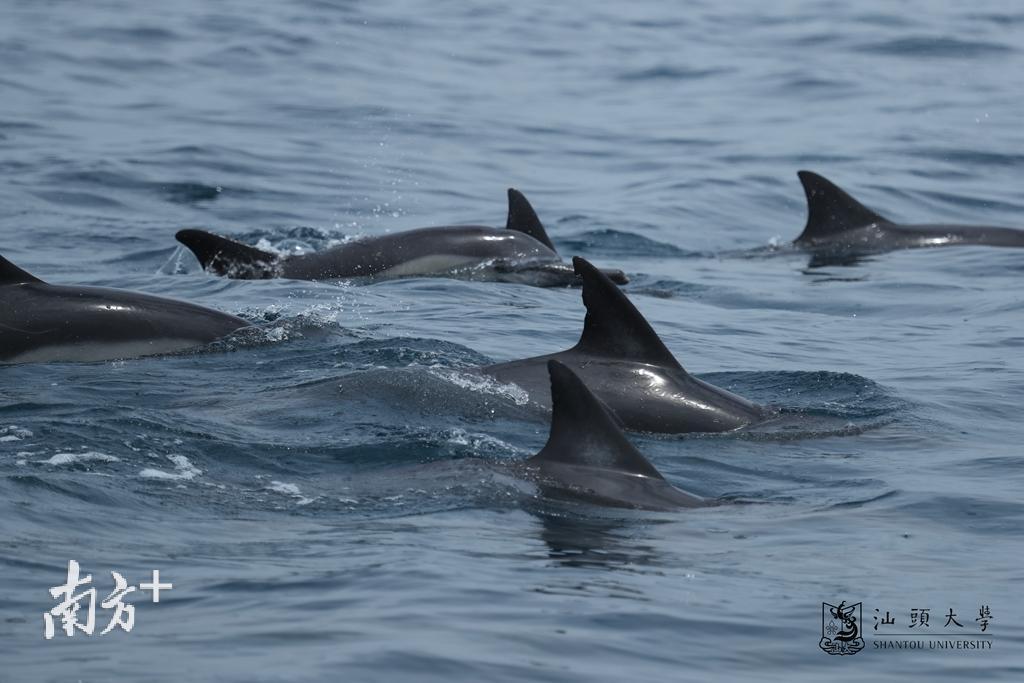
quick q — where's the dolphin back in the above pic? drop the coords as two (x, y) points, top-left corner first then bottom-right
(794, 171), (890, 244)
(0, 254), (45, 285)
(506, 188), (557, 251)
(1, 254), (249, 363)
(571, 257), (681, 368)
(528, 360), (704, 509)
(176, 229), (280, 279)
(530, 360), (663, 478)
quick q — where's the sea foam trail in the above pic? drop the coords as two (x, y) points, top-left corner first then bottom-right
(0, 425), (34, 443)
(266, 480), (317, 506)
(427, 368), (531, 405)
(139, 455), (202, 481)
(41, 452), (121, 466)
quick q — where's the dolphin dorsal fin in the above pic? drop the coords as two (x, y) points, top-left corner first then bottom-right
(176, 229), (279, 278)
(0, 255), (44, 284)
(529, 360), (665, 479)
(506, 189), (557, 251)
(571, 257), (683, 370)
(795, 171), (890, 243)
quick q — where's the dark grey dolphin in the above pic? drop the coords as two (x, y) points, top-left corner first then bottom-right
(0, 254), (248, 363)
(483, 257), (764, 433)
(524, 360), (704, 510)
(176, 189), (628, 287)
(794, 171), (1024, 257)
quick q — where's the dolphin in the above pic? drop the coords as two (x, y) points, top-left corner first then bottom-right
(793, 170), (1024, 257)
(0, 254), (249, 363)
(524, 360), (705, 510)
(176, 189), (628, 287)
(483, 257), (764, 433)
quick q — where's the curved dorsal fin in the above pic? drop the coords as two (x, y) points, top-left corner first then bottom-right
(571, 257), (683, 370)
(529, 360), (664, 479)
(176, 229), (279, 278)
(0, 255), (44, 285)
(506, 188), (557, 251)
(795, 171), (890, 243)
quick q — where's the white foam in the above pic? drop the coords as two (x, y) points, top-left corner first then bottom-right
(254, 238), (288, 256)
(446, 428), (526, 454)
(42, 451), (121, 466)
(296, 302), (349, 326)
(139, 455), (201, 481)
(427, 368), (531, 405)
(0, 425), (33, 442)
(267, 480), (317, 506)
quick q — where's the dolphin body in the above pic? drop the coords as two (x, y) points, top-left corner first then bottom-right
(524, 360), (704, 510)
(793, 171), (1024, 258)
(0, 255), (248, 363)
(176, 189), (628, 287)
(483, 257), (764, 433)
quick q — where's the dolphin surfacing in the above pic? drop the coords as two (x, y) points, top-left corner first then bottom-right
(483, 257), (764, 433)
(0, 255), (249, 364)
(176, 189), (628, 287)
(525, 360), (704, 510)
(794, 171), (1024, 257)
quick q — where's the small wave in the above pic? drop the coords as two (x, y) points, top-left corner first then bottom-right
(31, 189), (125, 209)
(236, 226), (346, 255)
(0, 425), (33, 442)
(856, 36), (1012, 58)
(445, 428), (527, 455)
(617, 65), (731, 82)
(426, 368), (531, 406)
(706, 370), (904, 418)
(556, 229), (697, 258)
(42, 166), (229, 207)
(266, 480), (317, 505)
(889, 494), (1024, 534)
(160, 181), (223, 204)
(321, 367), (543, 424)
(41, 451), (121, 466)
(625, 278), (716, 300)
(907, 147), (1024, 169)
(197, 312), (346, 355)
(253, 237), (291, 256)
(139, 455), (201, 481)
(823, 489), (902, 510)
(74, 25), (180, 43)
(325, 337), (489, 371)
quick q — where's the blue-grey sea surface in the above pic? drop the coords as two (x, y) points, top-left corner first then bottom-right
(1, 1), (1022, 680)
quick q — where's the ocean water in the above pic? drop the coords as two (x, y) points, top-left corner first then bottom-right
(2, 0), (1023, 680)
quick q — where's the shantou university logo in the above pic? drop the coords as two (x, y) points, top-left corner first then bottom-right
(820, 601), (865, 656)
(819, 599), (994, 656)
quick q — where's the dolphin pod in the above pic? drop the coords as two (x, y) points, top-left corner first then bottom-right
(0, 255), (248, 364)
(176, 189), (629, 287)
(793, 170), (1024, 257)
(483, 257), (764, 433)
(4, 173), (1016, 508)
